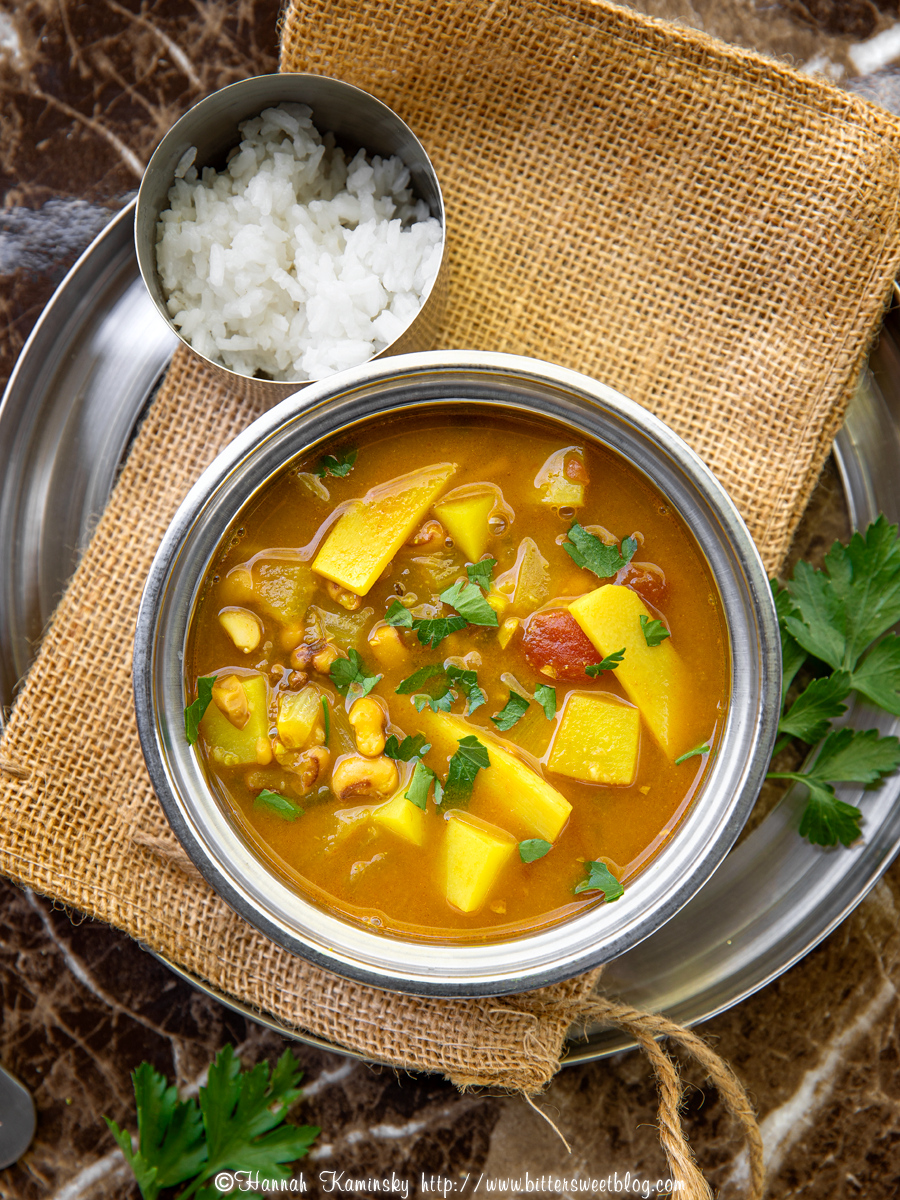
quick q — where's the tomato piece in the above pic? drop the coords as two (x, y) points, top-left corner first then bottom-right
(521, 609), (603, 680)
(617, 561), (668, 608)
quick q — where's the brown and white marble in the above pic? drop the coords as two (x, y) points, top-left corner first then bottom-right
(4, 2), (900, 1197)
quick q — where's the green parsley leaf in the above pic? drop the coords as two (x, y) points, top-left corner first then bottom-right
(585, 648), (626, 675)
(784, 515), (900, 673)
(674, 742), (710, 765)
(850, 634), (900, 715)
(440, 578), (499, 627)
(315, 446), (358, 479)
(321, 696), (330, 745)
(396, 663), (485, 714)
(772, 581), (808, 703)
(519, 838), (552, 863)
(778, 671), (850, 744)
(466, 558), (498, 591)
(254, 790), (303, 821)
(384, 733), (432, 761)
(534, 683), (557, 720)
(107, 1046), (318, 1199)
(562, 523), (638, 578)
(574, 860), (625, 901)
(640, 614), (670, 647)
(492, 690), (530, 731)
(105, 1062), (206, 1200)
(384, 599), (468, 648)
(769, 726), (900, 846)
(329, 649), (381, 697)
(405, 760), (440, 810)
(443, 734), (491, 807)
(184, 676), (216, 745)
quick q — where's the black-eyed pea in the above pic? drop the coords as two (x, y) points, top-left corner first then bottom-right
(331, 755), (398, 801)
(348, 697), (387, 757)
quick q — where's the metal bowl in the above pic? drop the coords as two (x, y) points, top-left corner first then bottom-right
(135, 74), (446, 406)
(133, 350), (780, 998)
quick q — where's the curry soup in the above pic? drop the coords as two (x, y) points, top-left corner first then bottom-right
(187, 409), (729, 941)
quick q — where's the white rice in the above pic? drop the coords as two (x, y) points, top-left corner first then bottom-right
(155, 103), (443, 382)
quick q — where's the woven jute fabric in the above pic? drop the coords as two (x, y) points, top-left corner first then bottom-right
(2, 0), (900, 1102)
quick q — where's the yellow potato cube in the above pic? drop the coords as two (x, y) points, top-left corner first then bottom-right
(433, 491), (494, 562)
(569, 584), (691, 759)
(441, 812), (516, 912)
(313, 462), (457, 595)
(549, 693), (640, 786)
(414, 709), (571, 841)
(374, 793), (427, 846)
(202, 674), (269, 766)
(276, 686), (322, 750)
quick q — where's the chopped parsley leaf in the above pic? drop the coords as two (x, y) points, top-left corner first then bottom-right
(574, 860), (625, 901)
(466, 558), (498, 592)
(440, 578), (499, 627)
(315, 446), (358, 479)
(519, 838), (552, 863)
(443, 735), (490, 807)
(491, 690), (530, 731)
(184, 675), (216, 745)
(405, 760), (441, 810)
(321, 696), (330, 745)
(674, 742), (710, 765)
(640, 614), (670, 647)
(328, 649), (381, 697)
(384, 733), (432, 761)
(534, 683), (557, 720)
(384, 599), (468, 649)
(254, 790), (303, 821)
(396, 663), (485, 714)
(563, 523), (637, 578)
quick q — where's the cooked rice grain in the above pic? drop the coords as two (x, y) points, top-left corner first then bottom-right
(156, 104), (442, 381)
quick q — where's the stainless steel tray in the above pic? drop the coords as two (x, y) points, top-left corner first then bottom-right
(3, 200), (900, 1063)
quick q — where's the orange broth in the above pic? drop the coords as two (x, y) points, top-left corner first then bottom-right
(187, 409), (729, 941)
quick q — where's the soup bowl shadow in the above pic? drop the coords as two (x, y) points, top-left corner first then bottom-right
(133, 350), (780, 998)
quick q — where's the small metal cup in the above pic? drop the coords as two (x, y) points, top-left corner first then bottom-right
(135, 74), (446, 406)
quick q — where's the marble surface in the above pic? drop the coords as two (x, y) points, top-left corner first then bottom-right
(2, 2), (900, 1197)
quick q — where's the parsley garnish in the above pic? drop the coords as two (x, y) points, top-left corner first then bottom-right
(315, 446), (357, 479)
(443, 735), (490, 807)
(384, 733), (432, 761)
(328, 649), (381, 697)
(492, 690), (530, 731)
(396, 663), (485, 714)
(674, 742), (710, 765)
(563, 523), (637, 578)
(105, 1045), (318, 1199)
(466, 558), (498, 592)
(184, 676), (216, 745)
(585, 648), (626, 675)
(640, 614), (670, 646)
(321, 696), (330, 744)
(405, 759), (441, 810)
(254, 790), (303, 821)
(440, 578), (499, 627)
(574, 860), (625, 901)
(385, 599), (468, 649)
(534, 683), (557, 720)
(519, 838), (552, 863)
(769, 517), (900, 846)
(769, 727), (900, 846)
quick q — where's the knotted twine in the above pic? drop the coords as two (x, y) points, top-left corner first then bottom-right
(4, 0), (900, 1194)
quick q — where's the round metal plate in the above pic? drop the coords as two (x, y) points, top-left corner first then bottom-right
(2, 201), (899, 1061)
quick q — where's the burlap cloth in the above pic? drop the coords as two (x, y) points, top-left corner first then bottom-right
(3, 0), (900, 1192)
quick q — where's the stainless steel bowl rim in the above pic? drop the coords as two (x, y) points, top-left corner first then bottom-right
(133, 349), (781, 997)
(134, 73), (446, 397)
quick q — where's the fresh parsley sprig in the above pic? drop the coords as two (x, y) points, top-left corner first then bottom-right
(443, 735), (490, 807)
(384, 732), (432, 761)
(491, 690), (530, 731)
(563, 523), (637, 578)
(440, 578), (500, 627)
(405, 760), (442, 810)
(534, 683), (557, 720)
(106, 1046), (319, 1199)
(770, 516), (900, 847)
(385, 600), (467, 649)
(466, 558), (498, 592)
(640, 615), (670, 647)
(585, 648), (626, 676)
